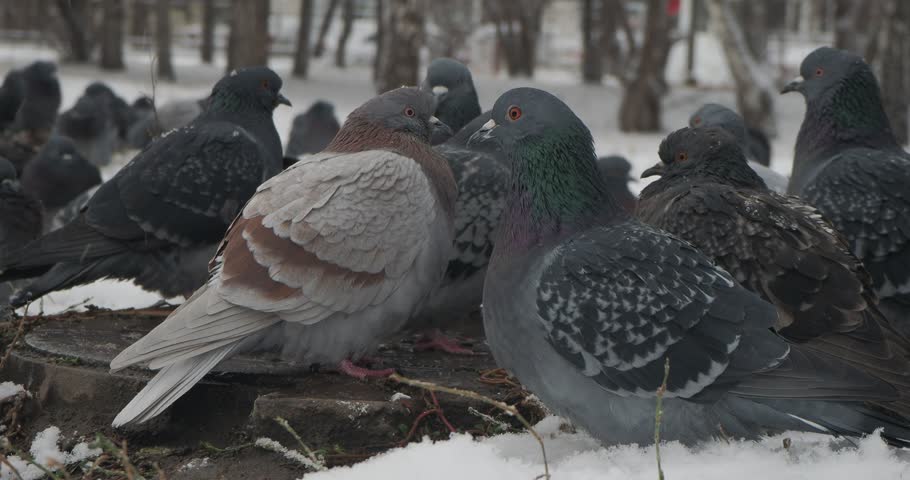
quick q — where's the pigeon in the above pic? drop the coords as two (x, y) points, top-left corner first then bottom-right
(109, 87), (456, 426)
(783, 46), (910, 334)
(20, 136), (102, 225)
(284, 100), (341, 157)
(55, 90), (119, 167)
(689, 103), (788, 193)
(125, 96), (159, 149)
(0, 67), (289, 306)
(429, 118), (454, 145)
(473, 87), (910, 447)
(422, 58), (482, 142)
(596, 155), (637, 214)
(0, 156), (42, 303)
(157, 97), (207, 132)
(409, 111), (510, 352)
(0, 61), (61, 174)
(638, 126), (910, 411)
(0, 69), (24, 132)
(83, 82), (133, 143)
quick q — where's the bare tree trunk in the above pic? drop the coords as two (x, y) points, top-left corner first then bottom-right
(131, 0), (149, 37)
(293, 0), (314, 77)
(880, 0), (909, 145)
(684, 0), (698, 85)
(201, 0), (216, 63)
(156, 0), (176, 81)
(738, 0), (768, 61)
(373, 0), (384, 81)
(618, 0), (671, 132)
(228, 0), (270, 71)
(598, 0), (623, 78)
(55, 0), (93, 62)
(376, 0), (424, 94)
(485, 0), (548, 77)
(314, 0), (340, 58)
(581, 0), (603, 84)
(706, 0), (776, 136)
(335, 0), (355, 67)
(100, 0), (125, 70)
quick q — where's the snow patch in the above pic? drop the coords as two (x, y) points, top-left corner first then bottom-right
(0, 426), (101, 480)
(0, 382), (27, 401)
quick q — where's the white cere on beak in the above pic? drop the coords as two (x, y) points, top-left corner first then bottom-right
(430, 115), (441, 124)
(791, 75), (804, 83)
(480, 118), (497, 131)
(432, 85), (449, 96)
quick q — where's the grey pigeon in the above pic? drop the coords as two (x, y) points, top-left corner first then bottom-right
(638, 126), (910, 413)
(596, 155), (636, 214)
(20, 136), (101, 225)
(0, 67), (289, 306)
(55, 91), (119, 167)
(422, 58), (481, 142)
(473, 87), (910, 447)
(0, 61), (61, 174)
(109, 87), (456, 426)
(284, 100), (341, 157)
(125, 96), (159, 149)
(0, 69), (24, 132)
(0, 156), (42, 303)
(689, 103), (788, 193)
(783, 47), (910, 334)
(83, 82), (133, 144)
(410, 111), (510, 352)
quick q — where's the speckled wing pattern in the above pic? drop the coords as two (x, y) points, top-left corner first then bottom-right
(438, 143), (509, 282)
(533, 222), (786, 399)
(84, 121), (268, 247)
(802, 149), (910, 301)
(638, 183), (869, 341)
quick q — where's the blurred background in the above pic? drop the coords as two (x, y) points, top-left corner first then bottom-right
(0, 0), (906, 187)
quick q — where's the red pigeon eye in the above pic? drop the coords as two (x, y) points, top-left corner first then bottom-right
(404, 107), (415, 117)
(692, 116), (701, 126)
(507, 106), (522, 121)
(815, 67), (824, 77)
(677, 152), (688, 162)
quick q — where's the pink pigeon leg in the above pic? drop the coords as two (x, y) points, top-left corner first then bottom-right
(338, 359), (396, 380)
(413, 329), (480, 355)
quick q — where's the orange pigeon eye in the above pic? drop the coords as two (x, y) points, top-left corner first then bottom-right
(507, 106), (522, 121)
(677, 152), (688, 162)
(261, 79), (270, 88)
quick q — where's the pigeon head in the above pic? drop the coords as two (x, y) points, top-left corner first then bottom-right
(421, 58), (481, 133)
(85, 82), (116, 99)
(642, 126), (766, 189)
(208, 67), (291, 114)
(132, 96), (155, 110)
(781, 47), (870, 101)
(0, 156), (17, 182)
(307, 100), (335, 116)
(689, 103), (748, 144)
(468, 88), (615, 245)
(331, 87), (441, 147)
(22, 61), (57, 83)
(597, 155), (632, 181)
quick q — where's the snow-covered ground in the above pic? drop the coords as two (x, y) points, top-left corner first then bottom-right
(307, 417), (910, 480)
(4, 35), (904, 479)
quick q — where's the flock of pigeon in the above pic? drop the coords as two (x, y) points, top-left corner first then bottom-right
(2, 46), (910, 449)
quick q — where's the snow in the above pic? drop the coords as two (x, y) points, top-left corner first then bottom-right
(307, 417), (910, 480)
(0, 426), (101, 480)
(0, 382), (26, 401)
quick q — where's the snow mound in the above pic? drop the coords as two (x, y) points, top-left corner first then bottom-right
(306, 417), (910, 480)
(0, 427), (102, 480)
(0, 382), (26, 401)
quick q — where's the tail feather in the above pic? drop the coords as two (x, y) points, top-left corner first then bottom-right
(0, 217), (127, 282)
(112, 342), (238, 427)
(760, 399), (910, 447)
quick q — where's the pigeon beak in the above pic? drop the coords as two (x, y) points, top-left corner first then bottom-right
(429, 115), (453, 141)
(468, 118), (498, 146)
(781, 75), (804, 94)
(276, 93), (292, 107)
(641, 163), (665, 178)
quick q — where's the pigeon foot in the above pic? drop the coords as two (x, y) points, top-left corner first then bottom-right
(338, 359), (396, 380)
(413, 329), (480, 355)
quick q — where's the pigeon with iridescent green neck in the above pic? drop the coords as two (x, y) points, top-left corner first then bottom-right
(473, 87), (910, 447)
(783, 46), (910, 335)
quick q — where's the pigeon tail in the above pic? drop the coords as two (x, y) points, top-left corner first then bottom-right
(0, 217), (127, 283)
(112, 342), (238, 427)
